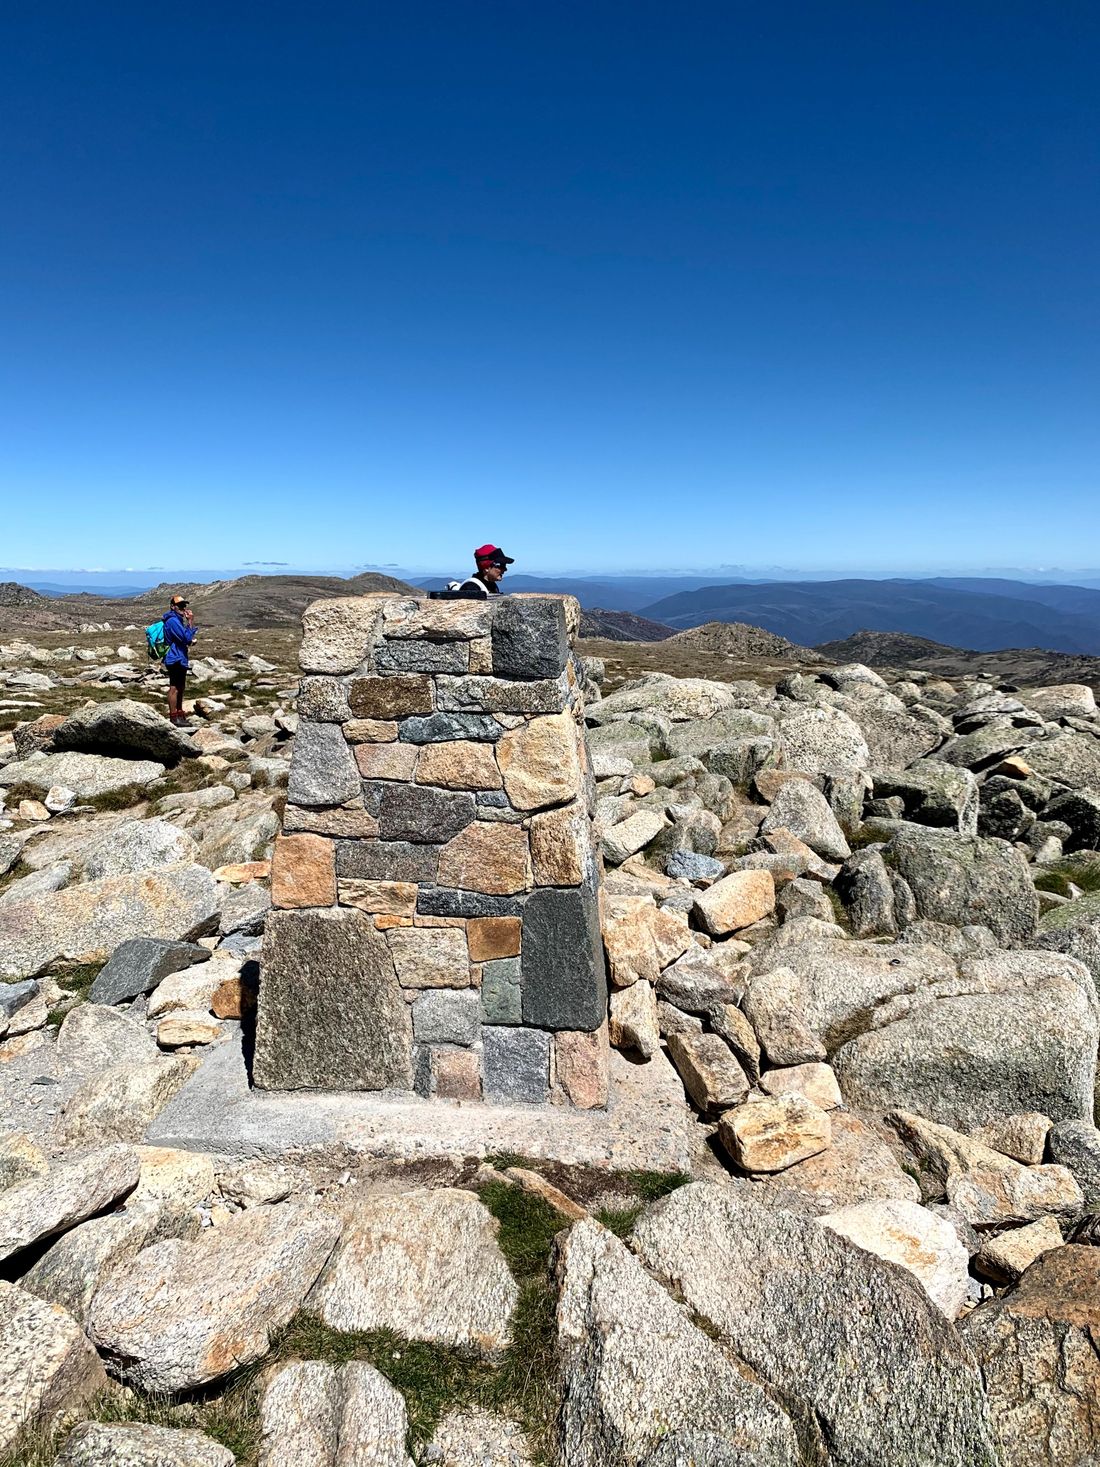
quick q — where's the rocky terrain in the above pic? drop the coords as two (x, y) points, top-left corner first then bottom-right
(2, 601), (1100, 1464)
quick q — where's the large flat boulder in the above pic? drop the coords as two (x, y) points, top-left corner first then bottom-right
(554, 1217), (800, 1467)
(0, 863), (218, 979)
(0, 751), (165, 799)
(0, 1146), (140, 1265)
(88, 1199), (340, 1392)
(631, 1182), (998, 1467)
(52, 700), (196, 765)
(0, 1283), (107, 1455)
(889, 827), (1038, 944)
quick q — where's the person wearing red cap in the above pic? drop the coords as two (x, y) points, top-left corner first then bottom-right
(454, 544), (515, 597)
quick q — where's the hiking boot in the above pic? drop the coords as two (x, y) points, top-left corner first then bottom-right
(170, 716), (195, 730)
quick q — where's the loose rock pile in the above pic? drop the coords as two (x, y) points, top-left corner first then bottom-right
(2, 616), (1100, 1463)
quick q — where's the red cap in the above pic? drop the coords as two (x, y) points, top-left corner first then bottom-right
(474, 545), (514, 566)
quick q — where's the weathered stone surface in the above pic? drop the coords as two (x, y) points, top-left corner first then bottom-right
(667, 1032), (749, 1114)
(387, 926), (470, 988)
(491, 597), (569, 681)
(310, 1189), (516, 1353)
(336, 838), (438, 883)
(961, 1246), (1100, 1467)
(55, 1422), (235, 1466)
(0, 1145), (139, 1265)
(284, 803), (380, 839)
(376, 638), (468, 675)
(254, 908), (412, 1090)
(80, 818), (197, 880)
(759, 1061), (842, 1110)
(63, 1057), (199, 1145)
(836, 848), (898, 937)
(258, 1359), (341, 1467)
(529, 802), (591, 887)
(1048, 1120), (1100, 1205)
(21, 1199), (167, 1326)
(53, 699), (195, 765)
(521, 885), (607, 1031)
(977, 1215), (1062, 1282)
(602, 893), (661, 989)
(871, 765), (979, 834)
(435, 673), (569, 716)
(0, 1282), (107, 1456)
(555, 1217), (800, 1467)
(971, 1111), (1052, 1166)
(59, 999), (159, 1068)
(412, 989), (481, 1045)
(338, 878), (417, 915)
(146, 958), (230, 1019)
(437, 820), (529, 895)
(157, 1011), (224, 1047)
(747, 1111), (921, 1217)
(1026, 683), (1098, 720)
(0, 751), (165, 799)
(424, 1409), (532, 1467)
(376, 783), (476, 844)
(467, 915), (522, 961)
(90, 938), (209, 1005)
(270, 832), (336, 909)
(353, 740), (419, 780)
(0, 861), (217, 979)
(496, 713), (581, 813)
(742, 966), (827, 1066)
(633, 1183), (998, 1467)
(778, 705), (870, 773)
(0, 1133), (48, 1189)
(609, 980), (660, 1059)
(718, 1094), (831, 1173)
(416, 739), (502, 790)
(299, 597), (381, 675)
(822, 1198), (970, 1318)
(889, 827), (1039, 944)
(692, 869), (775, 936)
(417, 887), (522, 918)
(1022, 731), (1100, 791)
(832, 949), (1098, 1130)
(482, 957), (522, 1024)
(761, 780), (851, 861)
(658, 944), (748, 1014)
(89, 1199), (340, 1391)
(553, 1027), (609, 1109)
(0, 980), (39, 1032)
(298, 675), (353, 723)
(601, 809), (667, 865)
(482, 1026), (550, 1103)
(286, 721), (361, 808)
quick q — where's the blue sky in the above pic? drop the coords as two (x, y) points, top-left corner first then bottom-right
(2, 2), (1097, 575)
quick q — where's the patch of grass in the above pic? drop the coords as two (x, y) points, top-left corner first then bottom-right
(84, 784), (155, 812)
(478, 1179), (567, 1278)
(52, 963), (102, 999)
(623, 1168), (691, 1203)
(1035, 858), (1100, 898)
(1034, 869), (1073, 898)
(595, 1203), (643, 1238)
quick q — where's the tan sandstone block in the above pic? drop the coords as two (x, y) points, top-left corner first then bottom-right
(354, 742), (418, 781)
(496, 712), (582, 812)
(552, 1026), (609, 1110)
(433, 1047), (483, 1101)
(374, 915), (413, 930)
(529, 801), (589, 886)
(349, 675), (433, 719)
(271, 834), (337, 910)
(338, 880), (418, 915)
(468, 637), (493, 674)
(467, 917), (521, 961)
(343, 719), (399, 743)
(212, 976), (255, 1020)
(415, 740), (503, 790)
(693, 869), (776, 936)
(437, 822), (530, 896)
(719, 1093), (831, 1173)
(212, 860), (271, 884)
(387, 927), (472, 987)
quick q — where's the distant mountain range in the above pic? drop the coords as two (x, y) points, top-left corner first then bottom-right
(640, 578), (1100, 656)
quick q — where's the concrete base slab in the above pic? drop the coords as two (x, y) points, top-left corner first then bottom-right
(147, 1029), (694, 1174)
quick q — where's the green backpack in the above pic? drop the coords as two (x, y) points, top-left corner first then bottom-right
(145, 620), (168, 661)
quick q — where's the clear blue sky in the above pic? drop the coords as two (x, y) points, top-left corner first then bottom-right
(2, 2), (1097, 575)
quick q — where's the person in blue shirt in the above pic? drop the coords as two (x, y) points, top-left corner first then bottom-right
(163, 594), (197, 727)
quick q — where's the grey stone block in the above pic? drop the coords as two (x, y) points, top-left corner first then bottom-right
(482, 958), (522, 1025)
(412, 1043), (432, 1098)
(398, 713), (503, 744)
(253, 908), (412, 1090)
(377, 785), (476, 844)
(90, 938), (210, 1005)
(376, 640), (469, 675)
(1, 979), (39, 1024)
(491, 598), (569, 681)
(287, 722), (360, 807)
(521, 885), (607, 1032)
(336, 839), (439, 883)
(416, 888), (525, 919)
(477, 791), (511, 808)
(297, 676), (353, 723)
(482, 1026), (550, 1103)
(434, 674), (569, 714)
(412, 988), (481, 1046)
(218, 883), (271, 938)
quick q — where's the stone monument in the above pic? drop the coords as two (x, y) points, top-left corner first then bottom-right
(253, 592), (610, 1110)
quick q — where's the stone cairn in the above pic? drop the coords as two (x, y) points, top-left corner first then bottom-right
(253, 593), (609, 1108)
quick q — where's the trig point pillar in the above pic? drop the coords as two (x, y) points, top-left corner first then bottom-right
(253, 592), (609, 1109)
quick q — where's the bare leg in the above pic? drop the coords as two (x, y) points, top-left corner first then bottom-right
(168, 681), (181, 720)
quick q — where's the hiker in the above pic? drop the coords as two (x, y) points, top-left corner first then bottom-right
(452, 544), (514, 597)
(163, 594), (197, 726)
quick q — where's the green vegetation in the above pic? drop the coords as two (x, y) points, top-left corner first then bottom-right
(1034, 858), (1100, 899)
